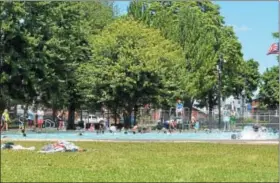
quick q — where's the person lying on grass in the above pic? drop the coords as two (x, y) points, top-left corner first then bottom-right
(39, 141), (86, 153)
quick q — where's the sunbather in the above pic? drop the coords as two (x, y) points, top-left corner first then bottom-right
(39, 141), (86, 153)
(1, 142), (35, 151)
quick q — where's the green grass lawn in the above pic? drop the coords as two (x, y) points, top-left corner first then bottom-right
(1, 141), (278, 182)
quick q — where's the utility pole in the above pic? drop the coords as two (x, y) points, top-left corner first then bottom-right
(217, 55), (223, 129)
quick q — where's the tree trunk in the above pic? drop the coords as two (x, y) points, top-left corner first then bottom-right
(80, 110), (83, 123)
(52, 103), (57, 122)
(67, 102), (75, 130)
(114, 103), (118, 125)
(23, 104), (29, 130)
(134, 105), (138, 126)
(123, 108), (132, 129)
(188, 99), (194, 121)
(114, 110), (117, 125)
(0, 98), (6, 113)
(208, 92), (214, 129)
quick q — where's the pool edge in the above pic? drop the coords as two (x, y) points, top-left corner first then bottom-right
(0, 138), (278, 145)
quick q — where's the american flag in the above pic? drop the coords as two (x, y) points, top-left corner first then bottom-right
(267, 42), (279, 55)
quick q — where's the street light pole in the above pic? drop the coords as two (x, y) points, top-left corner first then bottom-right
(241, 89), (246, 123)
(217, 55), (223, 129)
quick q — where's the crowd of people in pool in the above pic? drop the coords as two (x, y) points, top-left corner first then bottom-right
(0, 107), (255, 138)
(0, 108), (69, 132)
(0, 108), (45, 132)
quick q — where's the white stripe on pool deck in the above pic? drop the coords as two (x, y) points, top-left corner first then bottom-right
(0, 138), (278, 145)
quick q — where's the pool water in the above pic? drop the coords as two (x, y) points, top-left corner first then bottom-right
(1, 130), (278, 141)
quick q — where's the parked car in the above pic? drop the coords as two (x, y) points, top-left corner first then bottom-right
(75, 114), (105, 124)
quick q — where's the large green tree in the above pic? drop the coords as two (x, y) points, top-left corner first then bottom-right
(0, 2), (42, 108)
(128, 1), (250, 123)
(259, 66), (278, 109)
(0, 2), (57, 114)
(0, 2), (114, 127)
(76, 18), (184, 127)
(242, 59), (260, 101)
(41, 2), (114, 128)
(258, 32), (279, 109)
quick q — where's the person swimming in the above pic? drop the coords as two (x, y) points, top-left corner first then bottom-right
(252, 124), (261, 132)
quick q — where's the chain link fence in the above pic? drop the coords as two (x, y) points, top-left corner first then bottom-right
(76, 108), (280, 131)
(4, 105), (280, 131)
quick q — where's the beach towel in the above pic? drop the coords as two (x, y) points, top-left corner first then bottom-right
(38, 141), (84, 153)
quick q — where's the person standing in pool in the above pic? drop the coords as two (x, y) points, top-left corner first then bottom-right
(230, 110), (236, 130)
(27, 107), (35, 130)
(57, 110), (65, 131)
(37, 108), (45, 131)
(1, 109), (11, 131)
(223, 109), (230, 131)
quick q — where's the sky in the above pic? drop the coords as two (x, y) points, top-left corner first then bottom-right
(114, 1), (278, 74)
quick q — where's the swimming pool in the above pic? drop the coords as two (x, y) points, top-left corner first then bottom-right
(1, 130), (279, 141)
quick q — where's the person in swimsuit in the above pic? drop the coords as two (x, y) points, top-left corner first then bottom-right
(27, 108), (35, 130)
(37, 108), (44, 131)
(57, 111), (65, 131)
(223, 110), (230, 131)
(229, 110), (236, 130)
(1, 109), (11, 131)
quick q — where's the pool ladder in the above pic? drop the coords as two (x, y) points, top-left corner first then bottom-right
(44, 119), (56, 128)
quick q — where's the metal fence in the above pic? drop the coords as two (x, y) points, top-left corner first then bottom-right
(6, 107), (280, 131)
(102, 108), (280, 130)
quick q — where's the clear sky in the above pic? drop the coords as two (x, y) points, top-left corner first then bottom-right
(114, 1), (278, 74)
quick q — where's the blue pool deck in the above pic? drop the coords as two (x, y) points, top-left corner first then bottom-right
(0, 130), (279, 144)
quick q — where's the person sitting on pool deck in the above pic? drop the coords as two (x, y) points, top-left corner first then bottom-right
(163, 120), (169, 130)
(169, 120), (177, 131)
(176, 100), (183, 117)
(109, 125), (117, 133)
(156, 121), (163, 132)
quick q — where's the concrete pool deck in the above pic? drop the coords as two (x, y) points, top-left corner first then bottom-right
(0, 138), (278, 145)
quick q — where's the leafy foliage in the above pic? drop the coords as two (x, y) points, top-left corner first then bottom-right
(0, 2), (114, 128)
(258, 32), (279, 109)
(259, 66), (279, 109)
(76, 18), (184, 125)
(128, 0), (255, 114)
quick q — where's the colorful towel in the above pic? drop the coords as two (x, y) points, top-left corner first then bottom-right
(39, 141), (83, 153)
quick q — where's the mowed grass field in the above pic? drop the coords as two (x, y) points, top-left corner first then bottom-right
(0, 141), (278, 182)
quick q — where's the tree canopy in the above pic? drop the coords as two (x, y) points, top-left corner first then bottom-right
(0, 1), (263, 128)
(258, 32), (279, 109)
(128, 0), (258, 118)
(0, 1), (114, 128)
(76, 18), (184, 126)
